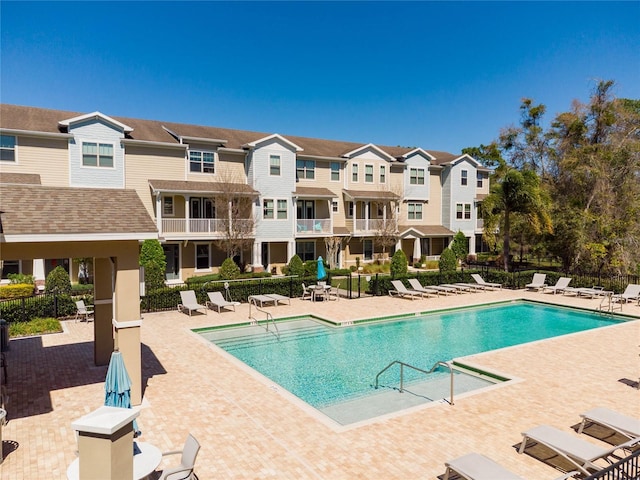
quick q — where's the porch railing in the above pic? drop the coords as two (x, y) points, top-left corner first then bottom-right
(295, 218), (331, 234)
(161, 218), (253, 234)
(354, 218), (397, 232)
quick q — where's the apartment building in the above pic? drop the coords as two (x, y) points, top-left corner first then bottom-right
(0, 104), (490, 283)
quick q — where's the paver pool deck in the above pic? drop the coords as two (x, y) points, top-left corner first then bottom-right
(1, 289), (639, 479)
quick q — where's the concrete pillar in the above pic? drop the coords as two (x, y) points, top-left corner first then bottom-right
(113, 245), (143, 405)
(252, 241), (261, 270)
(93, 257), (114, 366)
(71, 406), (139, 480)
(287, 240), (295, 262)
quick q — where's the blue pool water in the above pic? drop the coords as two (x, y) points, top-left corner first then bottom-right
(199, 302), (623, 413)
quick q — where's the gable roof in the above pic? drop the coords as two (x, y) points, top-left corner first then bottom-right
(0, 184), (157, 241)
(0, 173), (41, 185)
(0, 104), (464, 164)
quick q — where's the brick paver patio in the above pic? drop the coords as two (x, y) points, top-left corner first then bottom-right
(1, 289), (639, 479)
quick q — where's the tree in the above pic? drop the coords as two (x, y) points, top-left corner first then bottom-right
(45, 266), (72, 295)
(212, 168), (257, 259)
(547, 80), (640, 273)
(390, 249), (408, 277)
(140, 239), (167, 291)
(482, 164), (552, 271)
(219, 258), (241, 280)
(450, 231), (468, 264)
(438, 248), (457, 273)
(324, 236), (350, 270)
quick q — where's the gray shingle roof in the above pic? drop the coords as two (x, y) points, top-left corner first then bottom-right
(0, 173), (41, 185)
(0, 104), (460, 164)
(148, 179), (258, 195)
(294, 187), (337, 198)
(0, 184), (157, 237)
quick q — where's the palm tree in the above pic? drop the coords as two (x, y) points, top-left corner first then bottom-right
(482, 162), (552, 271)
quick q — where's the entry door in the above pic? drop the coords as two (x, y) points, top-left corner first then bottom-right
(163, 244), (180, 280)
(261, 243), (269, 270)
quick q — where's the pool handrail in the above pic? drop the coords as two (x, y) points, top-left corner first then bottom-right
(374, 360), (455, 406)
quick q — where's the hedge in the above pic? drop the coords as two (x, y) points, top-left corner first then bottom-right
(0, 293), (87, 323)
(0, 283), (35, 300)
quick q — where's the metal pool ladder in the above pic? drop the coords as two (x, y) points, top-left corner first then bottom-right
(374, 360), (455, 406)
(248, 297), (280, 340)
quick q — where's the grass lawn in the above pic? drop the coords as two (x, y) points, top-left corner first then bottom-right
(9, 317), (62, 337)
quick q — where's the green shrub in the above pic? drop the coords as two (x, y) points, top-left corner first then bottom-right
(303, 259), (318, 277)
(140, 239), (167, 290)
(0, 283), (35, 299)
(450, 231), (468, 263)
(8, 273), (35, 284)
(219, 258), (241, 280)
(390, 250), (408, 277)
(284, 255), (304, 276)
(71, 283), (94, 294)
(439, 248), (457, 273)
(143, 263), (166, 291)
(9, 317), (62, 337)
(0, 294), (78, 322)
(45, 266), (72, 295)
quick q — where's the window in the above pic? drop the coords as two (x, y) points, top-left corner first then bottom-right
(330, 162), (340, 181)
(277, 199), (287, 219)
(332, 201), (338, 213)
(409, 168), (425, 185)
(296, 159), (315, 179)
(456, 203), (471, 220)
(0, 135), (16, 161)
(477, 172), (484, 188)
(82, 142), (113, 167)
(263, 199), (274, 219)
(195, 244), (211, 270)
(379, 165), (386, 184)
(347, 201), (354, 218)
(269, 155), (281, 176)
(461, 169), (468, 186)
(408, 202), (423, 220)
(352, 163), (358, 182)
(364, 239), (373, 261)
(296, 241), (315, 262)
(365, 164), (374, 183)
(189, 150), (215, 174)
(163, 196), (174, 216)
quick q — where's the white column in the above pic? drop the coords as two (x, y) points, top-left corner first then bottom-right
(185, 197), (190, 233)
(33, 259), (45, 282)
(155, 194), (162, 233)
(252, 241), (261, 268)
(395, 239), (402, 251)
(365, 202), (370, 230)
(287, 240), (295, 262)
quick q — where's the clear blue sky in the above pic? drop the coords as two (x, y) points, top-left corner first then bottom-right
(2, 1), (639, 153)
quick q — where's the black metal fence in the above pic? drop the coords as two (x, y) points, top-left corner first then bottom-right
(584, 448), (640, 480)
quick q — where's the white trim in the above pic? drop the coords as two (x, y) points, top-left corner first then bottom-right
(401, 148), (436, 161)
(0, 128), (73, 139)
(1, 232), (158, 242)
(179, 135), (227, 145)
(112, 319), (143, 328)
(121, 138), (187, 150)
(342, 143), (395, 161)
(242, 133), (303, 152)
(59, 111), (133, 133)
(443, 154), (482, 168)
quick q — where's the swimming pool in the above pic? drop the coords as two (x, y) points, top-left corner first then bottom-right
(198, 301), (627, 425)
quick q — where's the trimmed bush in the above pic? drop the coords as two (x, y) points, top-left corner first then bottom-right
(0, 283), (35, 299)
(140, 239), (167, 290)
(390, 250), (408, 277)
(450, 231), (468, 263)
(439, 248), (457, 273)
(219, 258), (241, 280)
(8, 273), (35, 285)
(45, 266), (72, 295)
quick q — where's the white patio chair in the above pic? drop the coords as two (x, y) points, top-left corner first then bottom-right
(75, 300), (94, 323)
(177, 290), (207, 316)
(158, 433), (200, 480)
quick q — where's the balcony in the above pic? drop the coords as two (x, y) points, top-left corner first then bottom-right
(160, 218), (253, 238)
(295, 218), (331, 235)
(353, 218), (397, 234)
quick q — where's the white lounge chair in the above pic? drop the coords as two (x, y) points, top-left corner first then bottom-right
(389, 280), (424, 300)
(444, 453), (524, 480)
(407, 279), (440, 297)
(542, 277), (572, 295)
(178, 290), (207, 316)
(429, 285), (458, 295)
(267, 293), (291, 305)
(440, 283), (472, 293)
(158, 433), (200, 480)
(248, 294), (278, 307)
(444, 452), (580, 480)
(578, 407), (640, 440)
(525, 273), (547, 291)
(75, 300), (94, 323)
(471, 274), (502, 290)
(518, 424), (639, 475)
(206, 291), (236, 313)
(611, 284), (640, 303)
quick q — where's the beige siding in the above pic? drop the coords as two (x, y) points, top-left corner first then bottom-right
(5, 136), (69, 186)
(424, 170), (442, 223)
(185, 145), (246, 183)
(125, 145), (186, 217)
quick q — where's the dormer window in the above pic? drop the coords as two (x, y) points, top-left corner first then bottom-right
(189, 150), (215, 174)
(82, 142), (113, 167)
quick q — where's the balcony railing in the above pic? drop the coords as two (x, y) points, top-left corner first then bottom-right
(354, 218), (397, 233)
(161, 218), (253, 235)
(295, 218), (331, 235)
